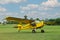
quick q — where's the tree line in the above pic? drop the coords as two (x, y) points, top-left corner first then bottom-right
(44, 18), (60, 25)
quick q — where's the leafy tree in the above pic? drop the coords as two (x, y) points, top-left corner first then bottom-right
(30, 18), (34, 20)
(55, 18), (60, 25)
(45, 19), (56, 25)
(45, 18), (60, 25)
(36, 18), (40, 21)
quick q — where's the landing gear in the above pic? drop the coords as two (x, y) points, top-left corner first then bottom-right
(18, 29), (21, 32)
(41, 29), (44, 33)
(32, 29), (36, 33)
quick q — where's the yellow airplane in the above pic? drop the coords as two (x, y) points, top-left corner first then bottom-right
(6, 17), (44, 33)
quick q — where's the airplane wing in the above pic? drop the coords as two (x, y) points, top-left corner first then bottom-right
(5, 17), (34, 24)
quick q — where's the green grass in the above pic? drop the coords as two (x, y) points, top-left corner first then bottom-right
(0, 24), (60, 40)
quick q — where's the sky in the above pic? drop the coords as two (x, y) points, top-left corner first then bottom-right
(0, 0), (60, 22)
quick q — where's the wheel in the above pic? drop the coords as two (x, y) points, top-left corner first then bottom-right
(18, 30), (20, 32)
(32, 30), (36, 33)
(41, 29), (44, 33)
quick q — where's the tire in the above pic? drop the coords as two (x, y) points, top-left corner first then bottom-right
(18, 30), (20, 32)
(32, 30), (36, 33)
(41, 30), (44, 33)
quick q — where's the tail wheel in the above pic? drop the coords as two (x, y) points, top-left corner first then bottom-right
(41, 29), (44, 33)
(18, 29), (21, 32)
(32, 30), (36, 33)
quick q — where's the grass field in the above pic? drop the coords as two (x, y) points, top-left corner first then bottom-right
(0, 24), (60, 40)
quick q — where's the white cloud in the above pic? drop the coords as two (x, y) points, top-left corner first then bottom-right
(0, 7), (7, 12)
(41, 0), (60, 7)
(38, 6), (52, 10)
(0, 0), (27, 4)
(0, 0), (60, 22)
(20, 1), (60, 19)
(38, 0), (60, 10)
(26, 11), (60, 19)
(27, 4), (39, 9)
(20, 0), (60, 11)
(26, 11), (38, 16)
(52, 13), (60, 18)
(20, 4), (39, 10)
(20, 6), (30, 10)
